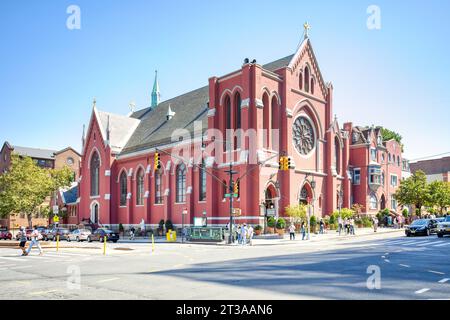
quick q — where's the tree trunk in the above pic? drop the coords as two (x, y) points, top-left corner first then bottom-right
(27, 214), (33, 229)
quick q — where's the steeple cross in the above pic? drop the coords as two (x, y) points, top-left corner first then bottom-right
(304, 22), (311, 38)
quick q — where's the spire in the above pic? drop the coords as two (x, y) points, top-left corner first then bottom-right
(151, 70), (161, 108)
(82, 124), (86, 148)
(166, 104), (176, 121)
(106, 115), (111, 144)
(92, 97), (97, 109)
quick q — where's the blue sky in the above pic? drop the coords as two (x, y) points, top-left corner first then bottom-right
(0, 0), (449, 161)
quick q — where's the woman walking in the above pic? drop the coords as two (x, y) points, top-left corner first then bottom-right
(18, 227), (28, 256)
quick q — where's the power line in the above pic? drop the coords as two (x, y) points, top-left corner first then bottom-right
(408, 152), (450, 163)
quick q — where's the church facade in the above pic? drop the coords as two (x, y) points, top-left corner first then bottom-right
(77, 34), (403, 229)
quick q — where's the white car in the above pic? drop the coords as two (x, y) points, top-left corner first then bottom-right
(67, 229), (92, 242)
(437, 216), (450, 238)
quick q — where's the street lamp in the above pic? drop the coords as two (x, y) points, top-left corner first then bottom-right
(182, 208), (188, 243)
(308, 178), (316, 240)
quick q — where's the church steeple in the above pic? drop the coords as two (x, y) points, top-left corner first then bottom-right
(151, 70), (160, 108)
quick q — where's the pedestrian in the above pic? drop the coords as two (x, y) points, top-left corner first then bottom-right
(289, 223), (296, 240)
(247, 225), (254, 246)
(25, 227), (43, 256)
(301, 222), (306, 240)
(350, 218), (355, 235)
(319, 218), (325, 234)
(373, 217), (378, 232)
(241, 224), (248, 245)
(129, 226), (135, 240)
(338, 216), (343, 235)
(18, 227), (28, 256)
(237, 225), (242, 244)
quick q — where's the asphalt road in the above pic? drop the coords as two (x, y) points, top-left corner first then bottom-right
(0, 232), (449, 300)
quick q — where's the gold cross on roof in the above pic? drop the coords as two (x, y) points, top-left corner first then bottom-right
(304, 22), (311, 38)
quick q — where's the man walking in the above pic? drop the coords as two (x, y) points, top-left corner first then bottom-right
(289, 223), (296, 240)
(247, 225), (254, 246)
(319, 218), (325, 234)
(338, 216), (343, 235)
(18, 227), (28, 256)
(301, 222), (306, 240)
(241, 224), (248, 245)
(373, 217), (378, 232)
(25, 227), (43, 256)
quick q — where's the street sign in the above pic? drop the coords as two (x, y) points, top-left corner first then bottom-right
(267, 208), (277, 217)
(53, 206), (59, 214)
(232, 208), (242, 216)
(53, 216), (60, 223)
(225, 194), (239, 198)
(182, 209), (188, 215)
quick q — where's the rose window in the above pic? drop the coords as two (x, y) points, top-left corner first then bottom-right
(293, 116), (315, 155)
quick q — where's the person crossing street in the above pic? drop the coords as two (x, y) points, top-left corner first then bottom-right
(25, 227), (43, 256)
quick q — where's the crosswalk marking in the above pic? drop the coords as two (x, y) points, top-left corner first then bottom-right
(0, 256), (24, 262)
(415, 288), (430, 294)
(433, 243), (450, 247)
(438, 278), (449, 283)
(428, 270), (445, 275)
(417, 241), (434, 247)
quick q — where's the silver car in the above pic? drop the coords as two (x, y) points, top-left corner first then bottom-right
(67, 229), (92, 242)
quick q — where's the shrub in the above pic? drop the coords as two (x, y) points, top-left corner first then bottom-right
(362, 216), (373, 228)
(165, 220), (174, 232)
(310, 215), (317, 227)
(254, 225), (263, 231)
(267, 217), (276, 228)
(402, 208), (409, 218)
(285, 204), (307, 224)
(276, 218), (286, 229)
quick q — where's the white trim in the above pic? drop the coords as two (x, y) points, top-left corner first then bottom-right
(105, 170), (111, 177)
(207, 216), (260, 220)
(104, 194), (111, 200)
(207, 108), (216, 117)
(241, 98), (250, 109)
(255, 99), (264, 109)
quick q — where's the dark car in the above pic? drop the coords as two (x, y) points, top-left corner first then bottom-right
(0, 228), (12, 240)
(405, 219), (438, 237)
(437, 216), (450, 238)
(47, 228), (70, 241)
(87, 228), (119, 243)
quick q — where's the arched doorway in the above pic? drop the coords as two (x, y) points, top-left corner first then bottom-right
(380, 194), (386, 210)
(90, 202), (99, 224)
(299, 183), (313, 205)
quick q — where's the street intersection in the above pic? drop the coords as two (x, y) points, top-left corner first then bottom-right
(0, 230), (449, 300)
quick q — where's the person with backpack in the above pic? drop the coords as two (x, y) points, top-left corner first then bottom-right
(129, 226), (136, 240)
(25, 227), (43, 256)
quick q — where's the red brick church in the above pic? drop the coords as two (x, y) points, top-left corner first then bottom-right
(77, 30), (404, 229)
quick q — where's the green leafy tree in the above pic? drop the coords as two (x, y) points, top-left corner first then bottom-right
(285, 204), (307, 224)
(426, 181), (450, 214)
(381, 128), (404, 152)
(0, 155), (73, 227)
(332, 208), (355, 219)
(394, 170), (429, 216)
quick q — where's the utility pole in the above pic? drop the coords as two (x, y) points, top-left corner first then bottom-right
(224, 140), (237, 244)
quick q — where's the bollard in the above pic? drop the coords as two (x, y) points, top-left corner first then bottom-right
(103, 236), (107, 255)
(152, 234), (155, 253)
(56, 235), (60, 252)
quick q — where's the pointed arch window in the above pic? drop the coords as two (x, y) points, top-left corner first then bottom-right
(119, 171), (128, 206)
(304, 66), (310, 93)
(271, 95), (279, 150)
(90, 152), (100, 196)
(199, 160), (207, 201)
(311, 78), (315, 95)
(299, 72), (303, 90)
(155, 169), (163, 204)
(176, 163), (187, 203)
(335, 138), (341, 175)
(136, 168), (145, 206)
(262, 93), (270, 149)
(224, 95), (231, 151)
(234, 93), (241, 149)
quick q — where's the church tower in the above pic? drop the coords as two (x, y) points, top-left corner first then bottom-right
(151, 70), (161, 108)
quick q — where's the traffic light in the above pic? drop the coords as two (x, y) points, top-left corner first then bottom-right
(154, 152), (161, 170)
(279, 156), (285, 170)
(233, 181), (239, 196)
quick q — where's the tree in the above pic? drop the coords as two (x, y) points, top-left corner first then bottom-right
(285, 204), (307, 224)
(0, 155), (73, 227)
(381, 128), (404, 151)
(394, 170), (429, 216)
(426, 181), (450, 214)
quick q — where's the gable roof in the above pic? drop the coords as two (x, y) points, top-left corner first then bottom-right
(121, 86), (209, 156)
(54, 147), (81, 157)
(12, 146), (58, 160)
(262, 54), (295, 72)
(94, 108), (141, 154)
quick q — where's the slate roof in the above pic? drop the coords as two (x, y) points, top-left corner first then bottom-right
(12, 146), (57, 160)
(121, 86), (209, 155)
(410, 157), (450, 176)
(113, 54), (297, 157)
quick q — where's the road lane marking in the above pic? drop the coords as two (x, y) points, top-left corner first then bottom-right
(428, 270), (445, 275)
(433, 243), (450, 247)
(29, 289), (59, 296)
(415, 288), (430, 294)
(384, 259), (390, 263)
(399, 264), (410, 268)
(417, 242), (434, 247)
(438, 278), (449, 283)
(96, 277), (120, 283)
(381, 256), (386, 258)
(0, 256), (24, 262)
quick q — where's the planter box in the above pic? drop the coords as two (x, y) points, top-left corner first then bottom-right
(255, 229), (262, 236)
(266, 227), (275, 234)
(276, 229), (285, 236)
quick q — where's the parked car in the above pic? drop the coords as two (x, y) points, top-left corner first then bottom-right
(15, 229), (33, 241)
(87, 228), (119, 243)
(0, 228), (12, 240)
(67, 229), (92, 242)
(405, 219), (438, 237)
(437, 216), (450, 238)
(47, 228), (70, 241)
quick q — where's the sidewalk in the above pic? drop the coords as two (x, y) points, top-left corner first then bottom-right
(250, 227), (405, 246)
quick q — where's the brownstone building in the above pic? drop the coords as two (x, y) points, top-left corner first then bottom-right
(410, 156), (450, 182)
(0, 142), (81, 230)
